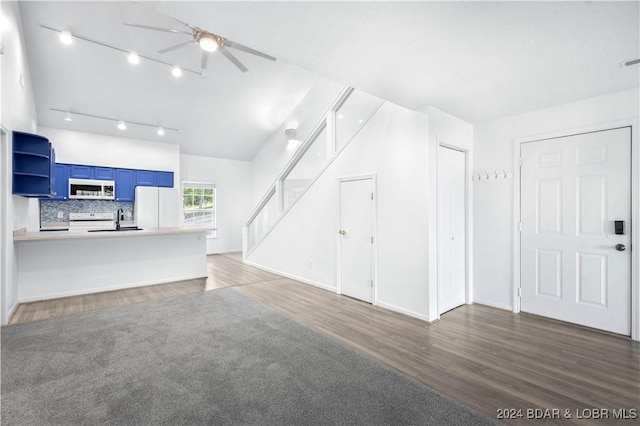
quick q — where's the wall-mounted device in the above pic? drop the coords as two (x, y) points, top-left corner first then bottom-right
(614, 220), (626, 235)
(68, 178), (115, 200)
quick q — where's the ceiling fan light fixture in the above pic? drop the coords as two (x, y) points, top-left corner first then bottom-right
(199, 35), (219, 52)
(117, 120), (127, 131)
(171, 65), (183, 77)
(157, 126), (165, 136)
(59, 30), (73, 45)
(127, 51), (140, 64)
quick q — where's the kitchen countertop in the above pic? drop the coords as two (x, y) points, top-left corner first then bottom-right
(14, 227), (208, 242)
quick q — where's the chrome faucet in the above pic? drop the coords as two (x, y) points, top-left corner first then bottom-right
(115, 208), (124, 230)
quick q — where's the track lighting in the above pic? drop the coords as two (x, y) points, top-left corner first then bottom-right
(127, 51), (140, 64)
(52, 108), (182, 134)
(59, 30), (73, 45)
(171, 66), (183, 77)
(42, 25), (203, 77)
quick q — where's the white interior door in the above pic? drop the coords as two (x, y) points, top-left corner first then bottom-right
(339, 177), (374, 303)
(438, 146), (467, 314)
(521, 127), (631, 335)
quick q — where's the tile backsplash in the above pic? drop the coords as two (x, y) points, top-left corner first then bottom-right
(41, 200), (134, 223)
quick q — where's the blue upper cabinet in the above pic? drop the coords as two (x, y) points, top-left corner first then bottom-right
(155, 171), (174, 188)
(135, 170), (155, 186)
(69, 165), (93, 179)
(115, 169), (134, 202)
(12, 131), (55, 197)
(94, 167), (114, 180)
(51, 164), (69, 200)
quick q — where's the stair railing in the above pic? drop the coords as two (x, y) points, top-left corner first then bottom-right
(242, 86), (384, 259)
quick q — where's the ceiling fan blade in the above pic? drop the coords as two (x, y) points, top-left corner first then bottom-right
(201, 51), (210, 70)
(223, 40), (276, 61)
(124, 22), (191, 35)
(158, 40), (196, 54)
(219, 46), (248, 73)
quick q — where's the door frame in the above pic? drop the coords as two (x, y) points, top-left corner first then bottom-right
(336, 173), (378, 304)
(437, 144), (471, 315)
(513, 119), (640, 341)
(1, 125), (9, 324)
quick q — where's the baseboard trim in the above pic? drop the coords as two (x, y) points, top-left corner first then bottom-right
(18, 274), (208, 304)
(376, 300), (430, 322)
(473, 299), (513, 311)
(4, 301), (19, 325)
(207, 249), (242, 255)
(243, 260), (337, 293)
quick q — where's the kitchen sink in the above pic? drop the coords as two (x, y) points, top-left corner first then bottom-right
(88, 227), (143, 232)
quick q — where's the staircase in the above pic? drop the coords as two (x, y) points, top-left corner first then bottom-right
(242, 86), (385, 259)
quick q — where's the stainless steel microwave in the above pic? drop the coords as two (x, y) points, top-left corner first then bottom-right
(68, 178), (115, 200)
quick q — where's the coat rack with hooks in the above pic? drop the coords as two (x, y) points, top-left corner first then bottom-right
(472, 170), (514, 181)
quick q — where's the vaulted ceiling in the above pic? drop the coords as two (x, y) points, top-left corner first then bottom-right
(19, 1), (640, 160)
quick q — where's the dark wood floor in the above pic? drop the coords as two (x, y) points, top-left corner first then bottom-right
(8, 253), (640, 425)
(238, 278), (640, 425)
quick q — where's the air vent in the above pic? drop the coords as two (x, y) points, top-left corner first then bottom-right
(620, 58), (640, 67)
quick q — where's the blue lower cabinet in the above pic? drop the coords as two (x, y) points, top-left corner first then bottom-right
(94, 167), (114, 180)
(69, 165), (93, 179)
(52, 164), (69, 200)
(136, 170), (155, 186)
(155, 171), (174, 188)
(115, 169), (134, 201)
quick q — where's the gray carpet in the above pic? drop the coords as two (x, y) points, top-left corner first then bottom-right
(2, 288), (496, 425)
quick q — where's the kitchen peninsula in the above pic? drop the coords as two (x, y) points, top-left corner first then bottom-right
(14, 227), (207, 302)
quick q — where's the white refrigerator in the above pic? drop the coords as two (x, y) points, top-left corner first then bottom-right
(134, 187), (181, 228)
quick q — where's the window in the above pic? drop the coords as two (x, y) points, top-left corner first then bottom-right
(182, 182), (216, 238)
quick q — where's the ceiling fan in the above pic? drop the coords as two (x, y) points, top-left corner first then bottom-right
(124, 19), (276, 73)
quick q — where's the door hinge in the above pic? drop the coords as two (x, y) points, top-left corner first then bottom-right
(518, 287), (522, 297)
(371, 193), (374, 200)
(371, 280), (373, 287)
(371, 236), (374, 244)
(518, 222), (522, 232)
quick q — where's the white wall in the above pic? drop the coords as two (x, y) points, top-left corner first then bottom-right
(0, 1), (39, 324)
(181, 154), (252, 254)
(38, 126), (180, 174)
(250, 77), (344, 205)
(426, 106), (474, 319)
(247, 102), (433, 320)
(474, 88), (640, 310)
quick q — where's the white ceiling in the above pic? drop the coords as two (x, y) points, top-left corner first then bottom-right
(20, 1), (319, 160)
(20, 1), (640, 161)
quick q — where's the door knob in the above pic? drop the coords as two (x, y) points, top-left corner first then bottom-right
(615, 244), (626, 252)
(339, 230), (346, 235)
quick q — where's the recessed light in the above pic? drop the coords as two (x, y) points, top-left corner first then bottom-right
(128, 51), (140, 64)
(157, 126), (165, 136)
(59, 30), (73, 45)
(64, 112), (72, 122)
(117, 121), (127, 130)
(171, 66), (182, 77)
